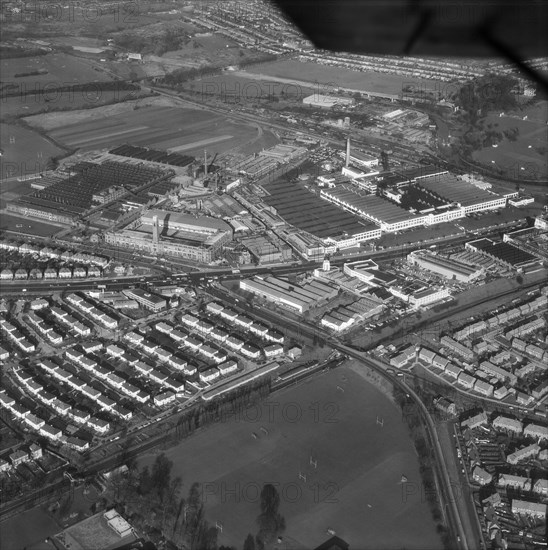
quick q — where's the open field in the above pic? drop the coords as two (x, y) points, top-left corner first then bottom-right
(182, 72), (318, 104)
(0, 124), (65, 179)
(27, 104), (260, 157)
(1, 53), (116, 86)
(1, 88), (151, 120)
(241, 59), (442, 96)
(1, 507), (60, 550)
(140, 363), (441, 549)
(0, 212), (64, 237)
(472, 102), (548, 180)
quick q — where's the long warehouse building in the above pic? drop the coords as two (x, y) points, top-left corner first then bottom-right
(407, 250), (484, 282)
(240, 276), (337, 314)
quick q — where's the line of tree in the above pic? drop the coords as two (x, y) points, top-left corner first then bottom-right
(392, 387), (452, 550)
(111, 453), (218, 549)
(173, 378), (272, 441)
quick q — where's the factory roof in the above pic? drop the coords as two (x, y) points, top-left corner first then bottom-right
(322, 185), (419, 224)
(417, 173), (502, 207)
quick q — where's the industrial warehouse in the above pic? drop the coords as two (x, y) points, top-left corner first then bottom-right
(416, 172), (507, 213)
(407, 250), (484, 282)
(262, 180), (382, 245)
(240, 275), (338, 313)
(321, 185), (425, 232)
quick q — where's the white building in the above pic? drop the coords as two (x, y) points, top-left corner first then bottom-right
(511, 500), (546, 519)
(493, 416), (523, 434)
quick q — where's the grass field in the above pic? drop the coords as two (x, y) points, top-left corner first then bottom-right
(1, 89), (150, 120)
(140, 362), (441, 549)
(243, 59), (441, 96)
(0, 123), (65, 179)
(0, 213), (64, 237)
(1, 53), (116, 86)
(1, 507), (60, 550)
(472, 101), (548, 179)
(183, 73), (318, 104)
(31, 104), (259, 157)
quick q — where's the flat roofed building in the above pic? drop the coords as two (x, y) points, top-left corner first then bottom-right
(123, 288), (167, 312)
(417, 173), (506, 213)
(410, 287), (451, 307)
(321, 185), (428, 233)
(104, 509), (134, 538)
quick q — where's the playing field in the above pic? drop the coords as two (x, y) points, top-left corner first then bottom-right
(39, 105), (259, 156)
(140, 361), (441, 549)
(1, 53), (116, 86)
(0, 507), (60, 550)
(0, 124), (65, 179)
(472, 102), (548, 180)
(0, 213), (64, 237)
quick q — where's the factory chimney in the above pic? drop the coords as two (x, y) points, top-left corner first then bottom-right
(152, 215), (159, 244)
(204, 149), (208, 177)
(345, 137), (351, 168)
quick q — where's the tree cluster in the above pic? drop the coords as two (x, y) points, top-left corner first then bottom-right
(174, 378), (272, 441)
(114, 454), (218, 549)
(456, 74), (518, 119)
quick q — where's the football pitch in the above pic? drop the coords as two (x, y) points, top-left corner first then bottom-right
(140, 361), (441, 549)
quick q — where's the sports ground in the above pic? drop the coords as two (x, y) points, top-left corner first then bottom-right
(139, 362), (441, 549)
(0, 124), (65, 179)
(472, 102), (548, 180)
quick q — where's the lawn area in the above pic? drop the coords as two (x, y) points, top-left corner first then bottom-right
(472, 105), (548, 180)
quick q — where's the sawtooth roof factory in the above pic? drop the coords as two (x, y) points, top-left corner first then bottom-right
(104, 210), (232, 263)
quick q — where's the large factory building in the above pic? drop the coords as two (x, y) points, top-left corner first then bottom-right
(104, 210), (232, 263)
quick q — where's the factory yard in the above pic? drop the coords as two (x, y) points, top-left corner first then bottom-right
(139, 362), (442, 550)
